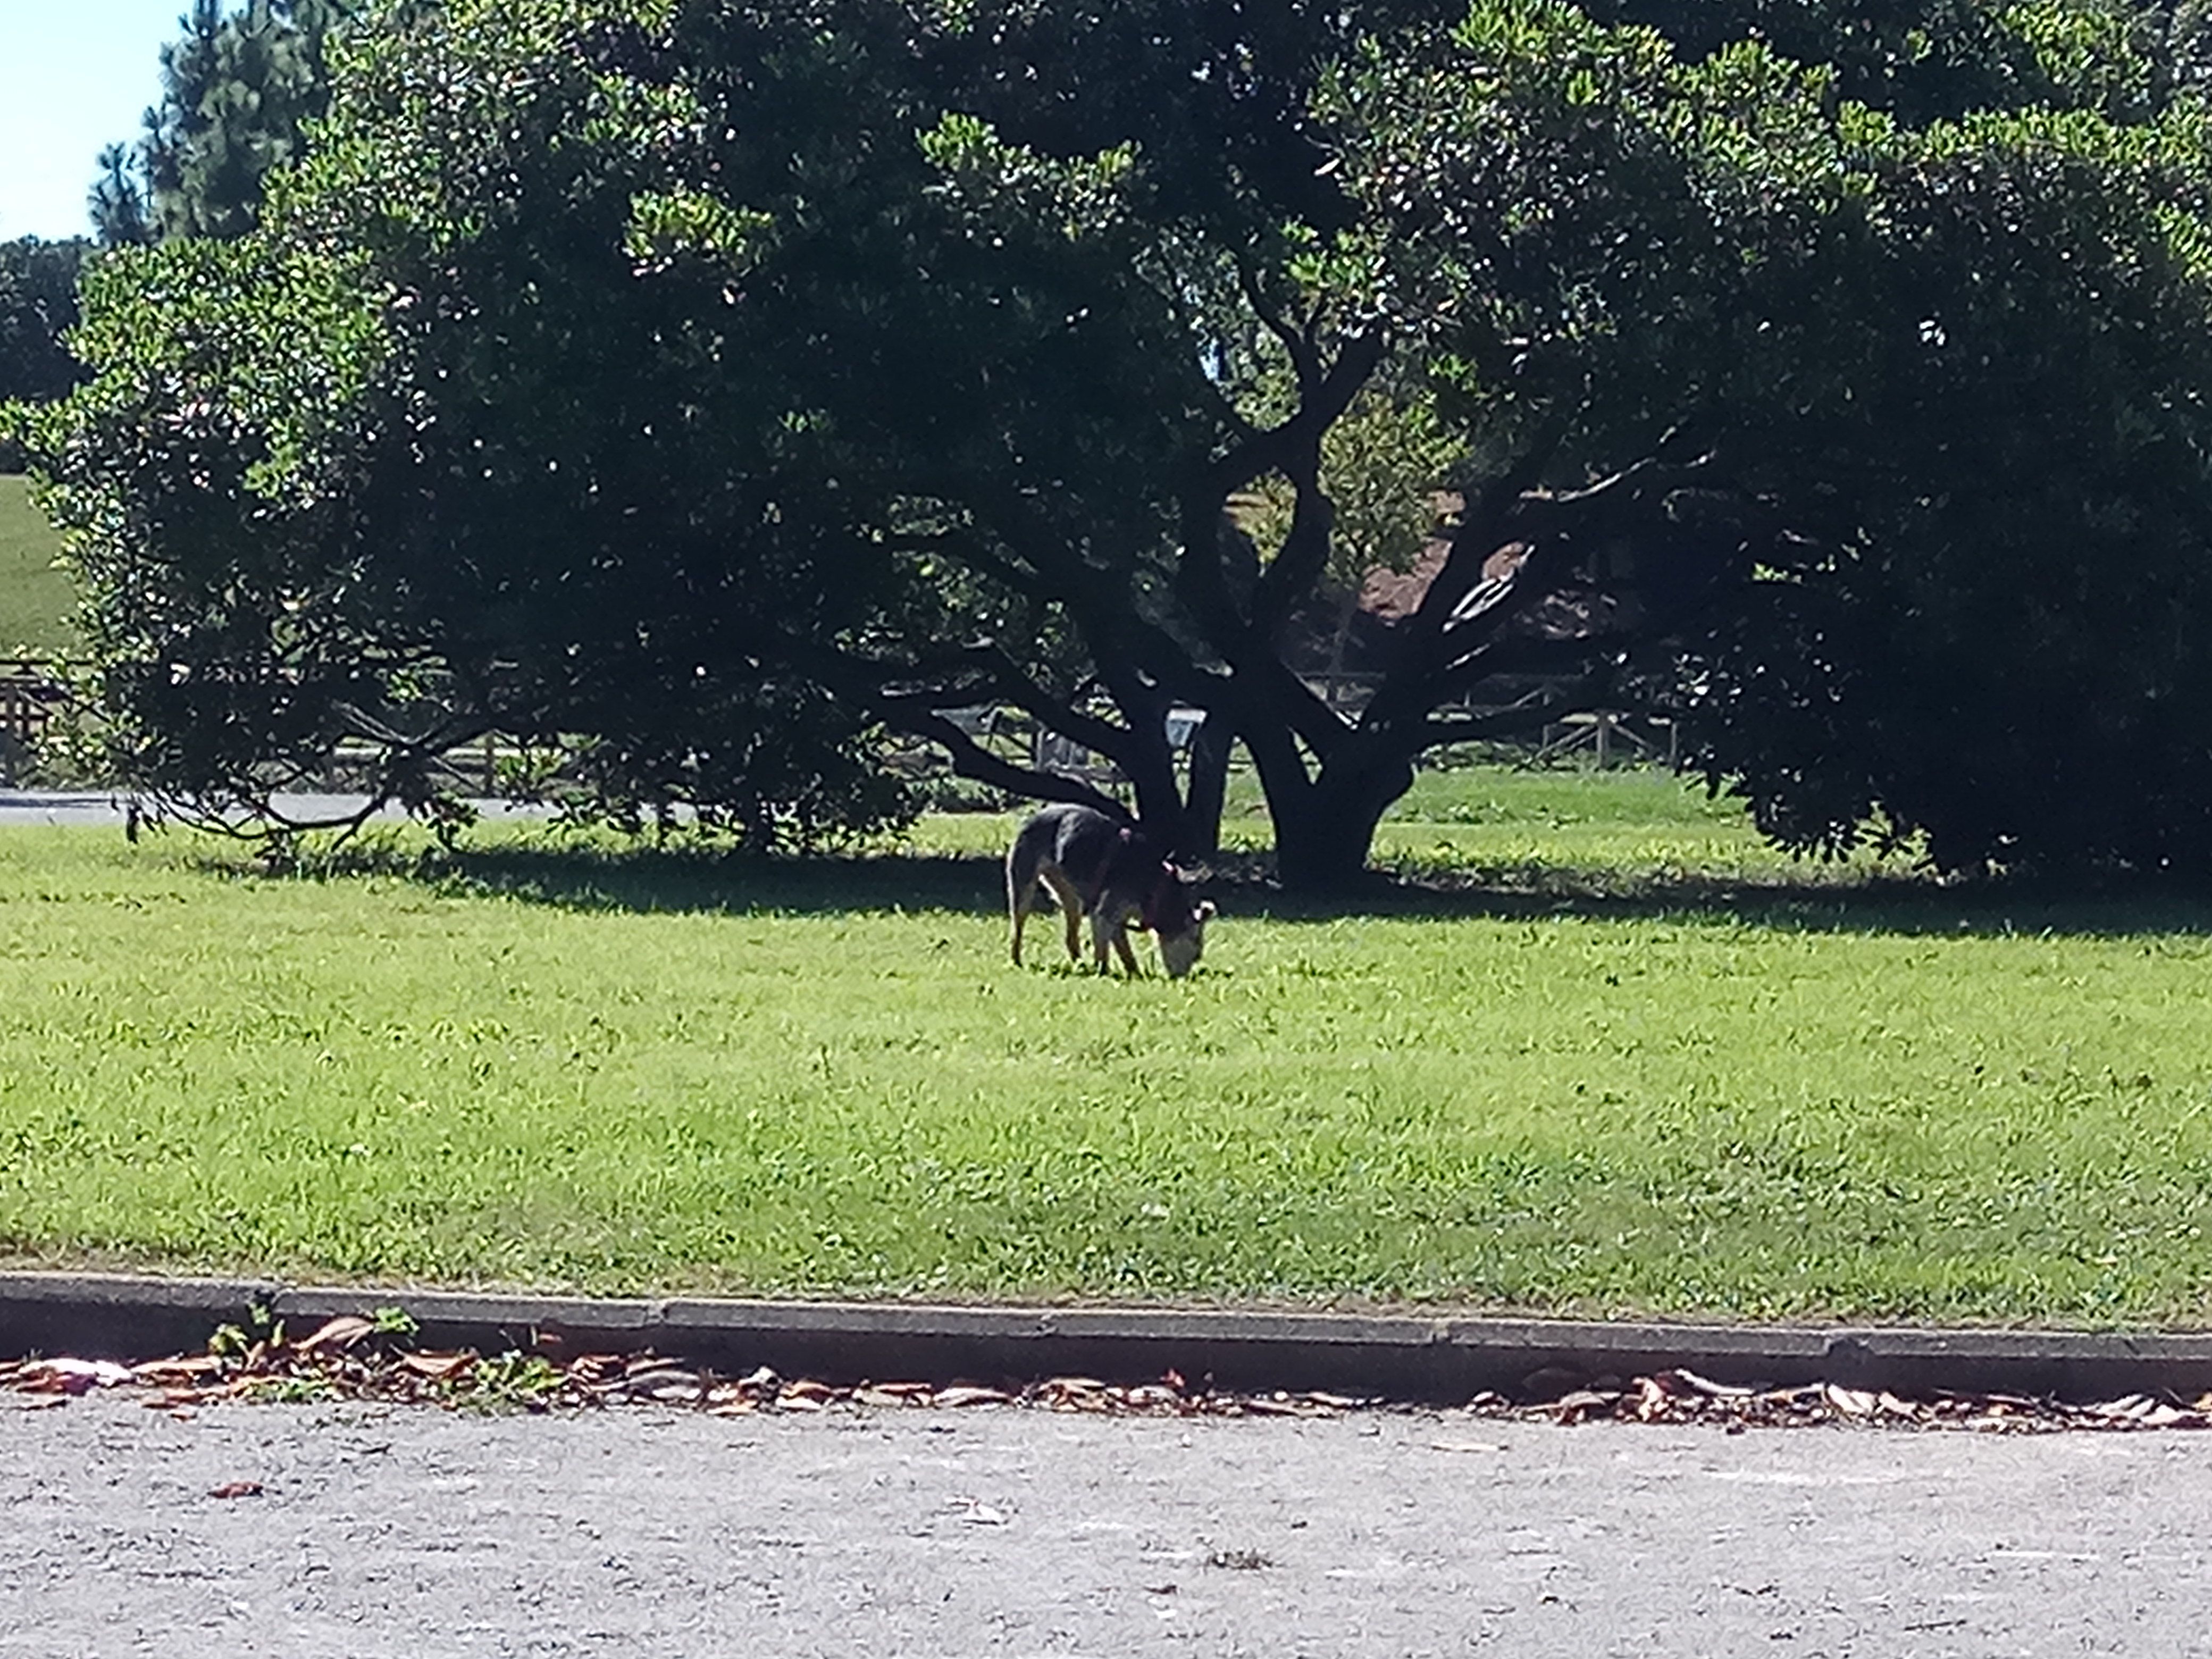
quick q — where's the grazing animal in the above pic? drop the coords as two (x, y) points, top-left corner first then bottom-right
(1006, 803), (1215, 978)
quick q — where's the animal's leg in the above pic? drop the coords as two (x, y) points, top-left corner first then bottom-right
(1041, 867), (1085, 962)
(1091, 908), (1142, 976)
(1112, 924), (1143, 977)
(1006, 866), (1033, 964)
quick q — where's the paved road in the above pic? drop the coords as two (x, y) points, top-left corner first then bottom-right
(6, 1394), (2209, 1657)
(0, 792), (542, 829)
(0, 791), (139, 827)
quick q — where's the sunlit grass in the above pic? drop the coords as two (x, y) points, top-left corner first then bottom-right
(5, 770), (2212, 1325)
(0, 474), (74, 655)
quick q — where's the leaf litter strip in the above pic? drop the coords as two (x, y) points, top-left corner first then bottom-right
(3, 1312), (2208, 1433)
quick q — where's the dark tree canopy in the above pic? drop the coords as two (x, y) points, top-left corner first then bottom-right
(0, 240), (90, 408)
(1670, 106), (2212, 875)
(16, 0), (2212, 882)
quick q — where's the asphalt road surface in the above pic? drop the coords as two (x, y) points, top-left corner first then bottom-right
(5, 1394), (2209, 1657)
(0, 792), (538, 829)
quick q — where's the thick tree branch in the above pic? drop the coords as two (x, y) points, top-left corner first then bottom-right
(1249, 332), (1388, 617)
(773, 623), (1156, 816)
(1396, 418), (1569, 657)
(1367, 427), (1710, 739)
(1175, 329), (1386, 647)
(1236, 257), (1321, 395)
(953, 475), (1216, 714)
(923, 641), (1129, 761)
(891, 703), (1129, 820)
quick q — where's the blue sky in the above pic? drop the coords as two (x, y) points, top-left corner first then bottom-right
(0, 1), (191, 240)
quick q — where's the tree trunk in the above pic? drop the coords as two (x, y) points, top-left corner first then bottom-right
(1249, 732), (1416, 892)
(1178, 715), (1234, 858)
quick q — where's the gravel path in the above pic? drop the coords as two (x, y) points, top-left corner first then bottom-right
(7, 1393), (2211, 1656)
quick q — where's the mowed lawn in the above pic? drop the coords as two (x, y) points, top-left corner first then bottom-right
(0, 474), (74, 653)
(6, 769), (2212, 1325)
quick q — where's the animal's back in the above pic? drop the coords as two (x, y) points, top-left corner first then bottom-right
(1007, 803), (1125, 902)
(1037, 802), (1126, 877)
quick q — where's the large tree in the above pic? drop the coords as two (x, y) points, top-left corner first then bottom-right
(19, 0), (2212, 883)
(96, 0), (354, 246)
(1339, 2), (2212, 878)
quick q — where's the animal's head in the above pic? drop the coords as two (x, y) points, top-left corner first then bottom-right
(1151, 867), (1216, 979)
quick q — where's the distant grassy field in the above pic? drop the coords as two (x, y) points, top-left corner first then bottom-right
(6, 769), (2212, 1325)
(0, 474), (74, 653)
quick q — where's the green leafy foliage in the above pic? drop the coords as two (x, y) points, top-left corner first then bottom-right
(1665, 106), (2212, 876)
(0, 240), (91, 417)
(16, 4), (920, 847)
(21, 0), (2212, 882)
(1325, 0), (2212, 878)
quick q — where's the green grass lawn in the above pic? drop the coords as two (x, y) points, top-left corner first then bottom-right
(6, 768), (2212, 1325)
(0, 474), (74, 655)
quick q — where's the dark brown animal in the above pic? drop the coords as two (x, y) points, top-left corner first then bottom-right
(1005, 803), (1214, 977)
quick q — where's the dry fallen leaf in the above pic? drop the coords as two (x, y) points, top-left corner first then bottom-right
(567, 1353), (626, 1385)
(397, 1350), (477, 1381)
(853, 1387), (921, 1409)
(131, 1355), (225, 1384)
(22, 1358), (134, 1395)
(1824, 1385), (1878, 1418)
(1551, 1389), (1621, 1423)
(861, 1380), (935, 1400)
(617, 1367), (703, 1401)
(935, 1385), (1013, 1409)
(2090, 1394), (2197, 1428)
(1237, 1396), (1313, 1418)
(294, 1316), (378, 1355)
(1113, 1385), (1181, 1410)
(208, 1481), (264, 1501)
(1670, 1368), (1756, 1398)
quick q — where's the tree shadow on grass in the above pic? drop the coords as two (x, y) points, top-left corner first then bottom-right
(1237, 856), (2212, 940)
(271, 838), (1012, 917)
(252, 834), (2212, 941)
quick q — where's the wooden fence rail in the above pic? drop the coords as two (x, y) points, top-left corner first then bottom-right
(0, 658), (64, 755)
(0, 660), (1676, 789)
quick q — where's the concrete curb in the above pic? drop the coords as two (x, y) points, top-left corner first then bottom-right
(7, 1270), (2212, 1404)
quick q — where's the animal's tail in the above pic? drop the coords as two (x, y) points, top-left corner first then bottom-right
(1005, 829), (1043, 962)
